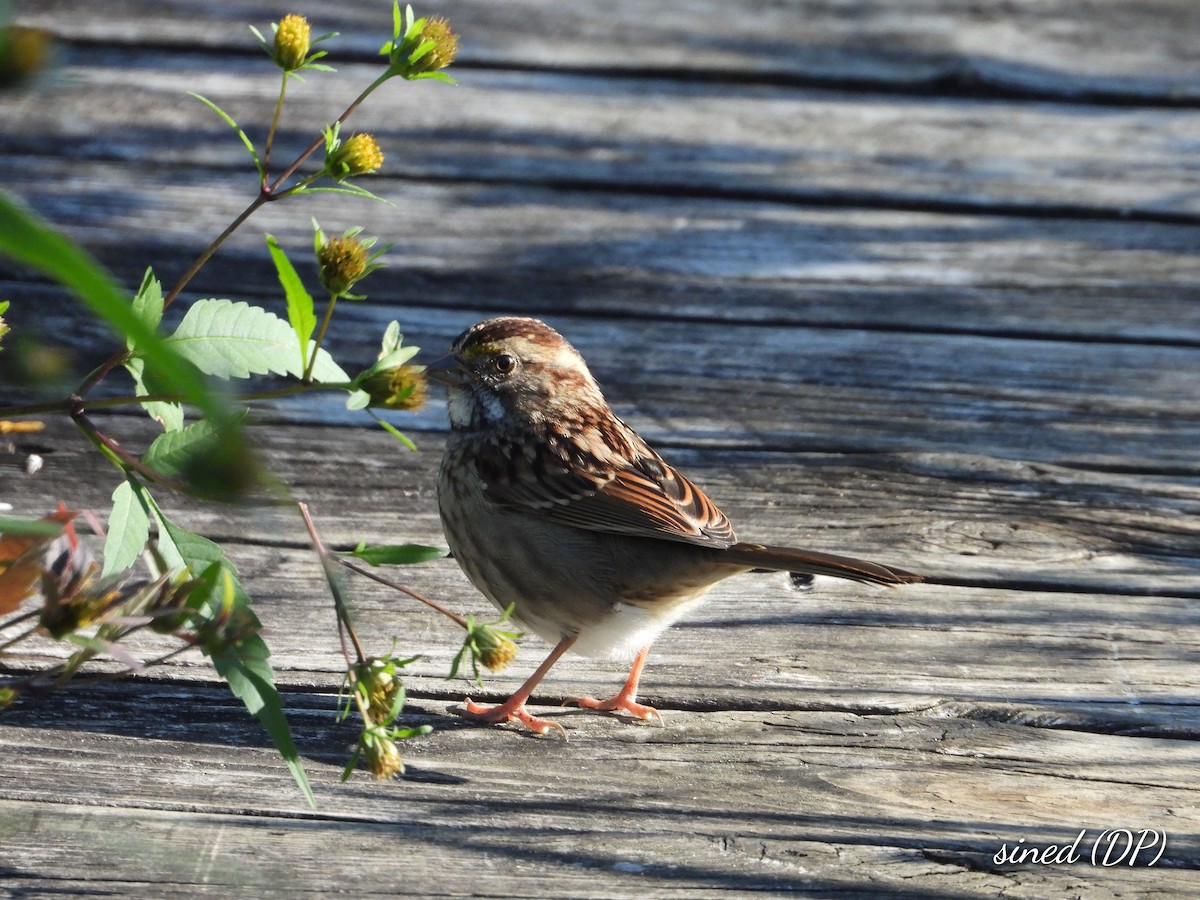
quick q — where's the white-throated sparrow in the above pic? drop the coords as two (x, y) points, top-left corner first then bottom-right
(431, 317), (920, 735)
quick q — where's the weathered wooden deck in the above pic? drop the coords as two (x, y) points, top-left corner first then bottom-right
(3, 1), (1199, 896)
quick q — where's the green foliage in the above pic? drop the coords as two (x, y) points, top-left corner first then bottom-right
(142, 484), (315, 807)
(101, 479), (151, 577)
(164, 298), (349, 382)
(0, 192), (233, 430)
(0, 4), (462, 800)
(349, 542), (449, 566)
(266, 234), (317, 367)
(124, 270), (184, 431)
(190, 92), (264, 178)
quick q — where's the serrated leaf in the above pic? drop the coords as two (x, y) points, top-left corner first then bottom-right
(141, 410), (248, 481)
(213, 646), (313, 807)
(164, 299), (348, 382)
(266, 234), (316, 368)
(126, 268), (163, 350)
(349, 543), (449, 566)
(101, 478), (151, 577)
(123, 355), (185, 432)
(0, 191), (231, 429)
(137, 486), (313, 807)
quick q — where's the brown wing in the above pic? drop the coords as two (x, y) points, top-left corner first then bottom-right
(477, 426), (736, 548)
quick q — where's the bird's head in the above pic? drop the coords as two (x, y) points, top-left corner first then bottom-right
(427, 316), (608, 431)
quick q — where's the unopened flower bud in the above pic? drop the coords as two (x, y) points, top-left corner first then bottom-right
(408, 17), (458, 75)
(365, 734), (405, 780)
(317, 235), (368, 296)
(362, 364), (427, 412)
(475, 625), (518, 673)
(273, 15), (311, 71)
(326, 133), (383, 180)
(355, 658), (402, 723)
(0, 26), (53, 87)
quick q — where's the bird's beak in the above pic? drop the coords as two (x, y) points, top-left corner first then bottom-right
(424, 354), (470, 387)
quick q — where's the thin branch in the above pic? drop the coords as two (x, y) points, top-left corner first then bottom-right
(262, 74), (289, 186)
(297, 502), (368, 664)
(339, 557), (468, 629)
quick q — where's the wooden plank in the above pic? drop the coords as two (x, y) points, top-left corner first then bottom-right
(3, 2), (1196, 897)
(0, 687), (1195, 895)
(5, 155), (1200, 344)
(5, 418), (1198, 724)
(6, 288), (1200, 470)
(18, 0), (1200, 101)
(7, 52), (1200, 218)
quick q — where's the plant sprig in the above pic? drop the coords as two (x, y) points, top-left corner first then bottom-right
(0, 4), (466, 796)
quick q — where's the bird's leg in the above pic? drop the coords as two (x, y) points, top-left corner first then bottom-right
(567, 645), (662, 724)
(460, 634), (577, 737)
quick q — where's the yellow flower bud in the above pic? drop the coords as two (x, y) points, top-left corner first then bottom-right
(317, 235), (368, 296)
(365, 735), (405, 780)
(273, 15), (311, 71)
(362, 364), (428, 412)
(408, 17), (459, 75)
(326, 133), (384, 181)
(355, 658), (402, 723)
(475, 626), (518, 673)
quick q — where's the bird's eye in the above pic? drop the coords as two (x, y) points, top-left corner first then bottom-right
(493, 353), (517, 375)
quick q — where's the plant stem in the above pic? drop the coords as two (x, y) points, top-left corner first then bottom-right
(304, 293), (338, 382)
(162, 192), (269, 311)
(262, 74), (289, 186)
(339, 558), (469, 629)
(0, 380), (355, 419)
(268, 70), (393, 194)
(70, 407), (196, 496)
(72, 70), (395, 404)
(297, 502), (367, 664)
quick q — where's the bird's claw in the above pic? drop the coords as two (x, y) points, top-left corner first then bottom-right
(565, 693), (663, 725)
(460, 697), (568, 739)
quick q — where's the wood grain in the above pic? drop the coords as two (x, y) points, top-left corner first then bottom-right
(2, 1), (1197, 896)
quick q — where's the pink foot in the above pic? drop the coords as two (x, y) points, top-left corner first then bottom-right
(460, 697), (567, 738)
(567, 692), (663, 725)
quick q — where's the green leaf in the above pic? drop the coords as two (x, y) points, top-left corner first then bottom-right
(127, 267), (164, 348)
(189, 92), (264, 178)
(123, 356), (185, 432)
(0, 190), (231, 430)
(142, 415), (220, 479)
(140, 410), (252, 501)
(350, 345), (419, 389)
(265, 235), (316, 368)
(288, 184), (391, 205)
(372, 414), (417, 450)
(344, 388), (371, 411)
(411, 71), (457, 85)
(101, 478), (151, 577)
(138, 489), (313, 807)
(349, 542), (449, 566)
(0, 516), (62, 537)
(164, 299), (349, 382)
(211, 640), (313, 808)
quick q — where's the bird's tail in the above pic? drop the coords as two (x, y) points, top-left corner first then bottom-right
(723, 542), (922, 587)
